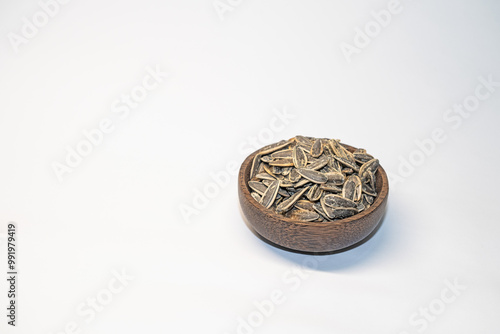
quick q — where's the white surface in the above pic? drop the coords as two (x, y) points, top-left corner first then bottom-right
(1, 0), (500, 333)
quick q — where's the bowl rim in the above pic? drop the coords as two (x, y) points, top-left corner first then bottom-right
(240, 142), (389, 227)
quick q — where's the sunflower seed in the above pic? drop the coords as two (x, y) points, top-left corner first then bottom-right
(271, 149), (293, 159)
(279, 181), (296, 188)
(307, 156), (329, 171)
(364, 194), (374, 205)
(362, 183), (377, 197)
(276, 186), (310, 213)
(320, 197), (335, 219)
(361, 168), (373, 183)
(359, 158), (379, 178)
(321, 164), (334, 174)
(269, 159), (295, 167)
(342, 176), (356, 201)
(328, 157), (341, 172)
(311, 139), (323, 158)
(343, 149), (357, 165)
(297, 143), (313, 153)
(361, 194), (372, 209)
(248, 181), (267, 195)
(294, 178), (311, 188)
(297, 168), (328, 184)
(349, 175), (362, 202)
(255, 173), (276, 181)
(250, 154), (263, 180)
(366, 170), (376, 190)
(306, 184), (323, 202)
(250, 140), (293, 179)
(313, 202), (332, 221)
(292, 146), (308, 168)
(294, 135), (313, 146)
(290, 209), (320, 221)
(260, 179), (280, 209)
(353, 152), (374, 163)
(333, 155), (360, 172)
(329, 139), (346, 158)
(324, 207), (358, 219)
(295, 200), (315, 211)
(342, 168), (354, 175)
(324, 172), (345, 185)
(288, 169), (301, 182)
(260, 140), (293, 155)
(263, 180), (288, 197)
(261, 155), (273, 163)
(251, 192), (261, 202)
(323, 194), (357, 208)
(319, 183), (342, 192)
(281, 167), (292, 176)
(257, 162), (266, 174)
(278, 188), (290, 197)
(263, 164), (277, 177)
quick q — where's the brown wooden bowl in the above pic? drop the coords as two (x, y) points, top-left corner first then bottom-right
(238, 143), (389, 255)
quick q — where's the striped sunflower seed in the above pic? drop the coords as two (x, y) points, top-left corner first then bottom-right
(260, 179), (280, 209)
(297, 168), (328, 184)
(292, 146), (308, 168)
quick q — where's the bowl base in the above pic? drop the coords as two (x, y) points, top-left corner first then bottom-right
(246, 213), (385, 255)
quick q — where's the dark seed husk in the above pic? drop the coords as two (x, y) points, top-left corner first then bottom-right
(251, 192), (261, 202)
(297, 168), (328, 184)
(271, 149), (293, 159)
(290, 209), (320, 222)
(313, 202), (332, 221)
(269, 159), (295, 167)
(323, 194), (357, 208)
(342, 177), (356, 201)
(333, 155), (360, 172)
(306, 184), (323, 202)
(320, 183), (342, 193)
(288, 168), (301, 182)
(248, 181), (267, 195)
(260, 180), (280, 209)
(294, 200), (316, 211)
(292, 146), (308, 168)
(325, 207), (358, 219)
(255, 173), (276, 181)
(307, 156), (329, 171)
(310, 139), (323, 158)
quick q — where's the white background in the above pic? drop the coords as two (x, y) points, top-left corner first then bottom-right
(1, 0), (500, 333)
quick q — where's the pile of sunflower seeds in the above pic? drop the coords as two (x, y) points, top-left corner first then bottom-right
(247, 136), (379, 222)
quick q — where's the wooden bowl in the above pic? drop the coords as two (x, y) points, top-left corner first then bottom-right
(238, 143), (389, 255)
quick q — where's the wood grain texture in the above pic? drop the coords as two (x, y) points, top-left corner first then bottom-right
(238, 144), (389, 254)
